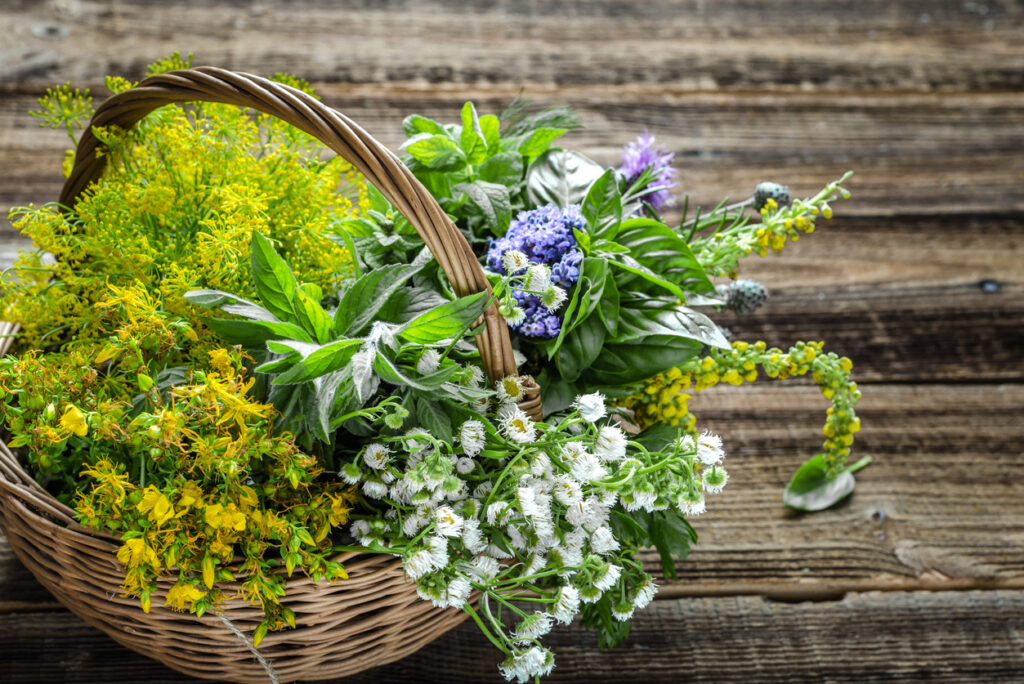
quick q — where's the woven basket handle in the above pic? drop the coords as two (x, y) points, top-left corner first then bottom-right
(59, 66), (541, 416)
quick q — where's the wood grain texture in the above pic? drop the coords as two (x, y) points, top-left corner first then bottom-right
(1, 591), (1022, 683)
(2, 0), (1022, 91)
(4, 88), (1024, 219)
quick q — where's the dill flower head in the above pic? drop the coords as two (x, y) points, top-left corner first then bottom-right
(618, 130), (678, 214)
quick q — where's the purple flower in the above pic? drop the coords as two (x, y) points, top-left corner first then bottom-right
(486, 204), (586, 339)
(618, 130), (677, 214)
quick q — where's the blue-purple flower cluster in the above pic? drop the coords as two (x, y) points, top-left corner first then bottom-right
(619, 130), (677, 214)
(486, 204), (585, 338)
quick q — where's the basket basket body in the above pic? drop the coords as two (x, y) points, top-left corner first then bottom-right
(0, 67), (543, 681)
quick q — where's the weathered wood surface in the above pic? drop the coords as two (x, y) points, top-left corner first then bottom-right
(1, 0), (1023, 682)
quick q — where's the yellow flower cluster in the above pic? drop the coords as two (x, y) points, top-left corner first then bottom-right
(4, 74), (369, 350)
(622, 339), (861, 476)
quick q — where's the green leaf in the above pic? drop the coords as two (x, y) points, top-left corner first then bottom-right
(415, 396), (453, 443)
(376, 287), (449, 324)
(782, 454), (868, 512)
(250, 232), (301, 324)
(515, 127), (568, 161)
(477, 152), (524, 187)
(372, 352), (445, 392)
(537, 372), (576, 417)
(615, 218), (715, 295)
(334, 262), (424, 336)
(269, 340), (362, 385)
(597, 270), (620, 336)
(459, 102), (489, 164)
(503, 105), (581, 137)
(293, 289), (333, 343)
(526, 148), (606, 209)
(404, 133), (465, 169)
(479, 114), (501, 153)
(454, 181), (512, 235)
(608, 253), (685, 300)
(583, 335), (703, 386)
(581, 169), (623, 240)
(402, 114), (447, 137)
(398, 291), (490, 344)
(204, 317), (313, 348)
(350, 348), (378, 404)
(556, 313), (606, 383)
(611, 307), (730, 350)
(185, 289), (261, 311)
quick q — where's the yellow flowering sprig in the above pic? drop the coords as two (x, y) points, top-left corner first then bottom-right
(4, 56), (368, 352)
(690, 172), (853, 278)
(622, 339), (862, 478)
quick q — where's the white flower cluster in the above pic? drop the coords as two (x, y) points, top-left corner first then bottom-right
(340, 390), (727, 682)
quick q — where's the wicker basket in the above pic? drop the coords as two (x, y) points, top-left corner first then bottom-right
(0, 67), (542, 682)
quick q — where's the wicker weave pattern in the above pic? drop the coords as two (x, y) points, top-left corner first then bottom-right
(0, 68), (546, 681)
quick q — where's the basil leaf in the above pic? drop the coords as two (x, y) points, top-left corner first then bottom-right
(615, 218), (715, 295)
(583, 335), (703, 386)
(459, 102), (489, 164)
(581, 169), (623, 240)
(556, 313), (606, 383)
(270, 340), (363, 385)
(398, 291), (490, 344)
(514, 127), (568, 161)
(415, 396), (453, 443)
(250, 232), (300, 323)
(612, 307), (730, 350)
(454, 181), (512, 235)
(204, 317), (313, 347)
(334, 262), (424, 336)
(477, 152), (524, 187)
(608, 253), (685, 300)
(526, 148), (606, 209)
(402, 114), (447, 138)
(403, 133), (466, 169)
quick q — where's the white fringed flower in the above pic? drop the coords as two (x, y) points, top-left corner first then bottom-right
(611, 602), (635, 622)
(339, 461), (362, 485)
(464, 554), (501, 581)
(677, 490), (706, 516)
(404, 547), (435, 580)
(505, 306), (527, 326)
(456, 457), (476, 475)
(428, 536), (448, 569)
(589, 526), (620, 555)
(502, 249), (530, 273)
(444, 574), (472, 609)
(461, 518), (487, 554)
(573, 392), (607, 423)
(552, 476), (583, 506)
(362, 443), (390, 470)
(702, 465), (729, 493)
(593, 563), (622, 592)
(633, 579), (659, 610)
(459, 419), (486, 456)
(696, 430), (725, 465)
(499, 405), (536, 444)
(513, 612), (553, 643)
(496, 375), (527, 403)
(499, 646), (554, 683)
(594, 425), (627, 462)
(433, 506), (464, 537)
(362, 480), (388, 499)
(526, 263), (551, 292)
(552, 585), (580, 625)
(486, 501), (511, 526)
(540, 285), (567, 313)
(571, 452), (607, 484)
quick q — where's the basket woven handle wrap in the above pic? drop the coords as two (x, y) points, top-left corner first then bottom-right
(59, 66), (525, 393)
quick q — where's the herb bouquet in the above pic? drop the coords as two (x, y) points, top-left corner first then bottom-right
(0, 57), (866, 683)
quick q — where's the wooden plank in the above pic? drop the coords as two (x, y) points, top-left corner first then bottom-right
(3, 88), (1023, 219)
(3, 383), (1022, 608)
(1, 0), (1022, 92)
(0, 591), (1021, 682)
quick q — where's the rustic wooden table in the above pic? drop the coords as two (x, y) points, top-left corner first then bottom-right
(1, 1), (1022, 682)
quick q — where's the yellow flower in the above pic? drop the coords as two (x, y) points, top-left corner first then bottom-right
(204, 502), (246, 531)
(116, 537), (159, 569)
(208, 348), (234, 376)
(60, 405), (88, 437)
(165, 582), (207, 612)
(137, 486), (175, 525)
(177, 481), (204, 510)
